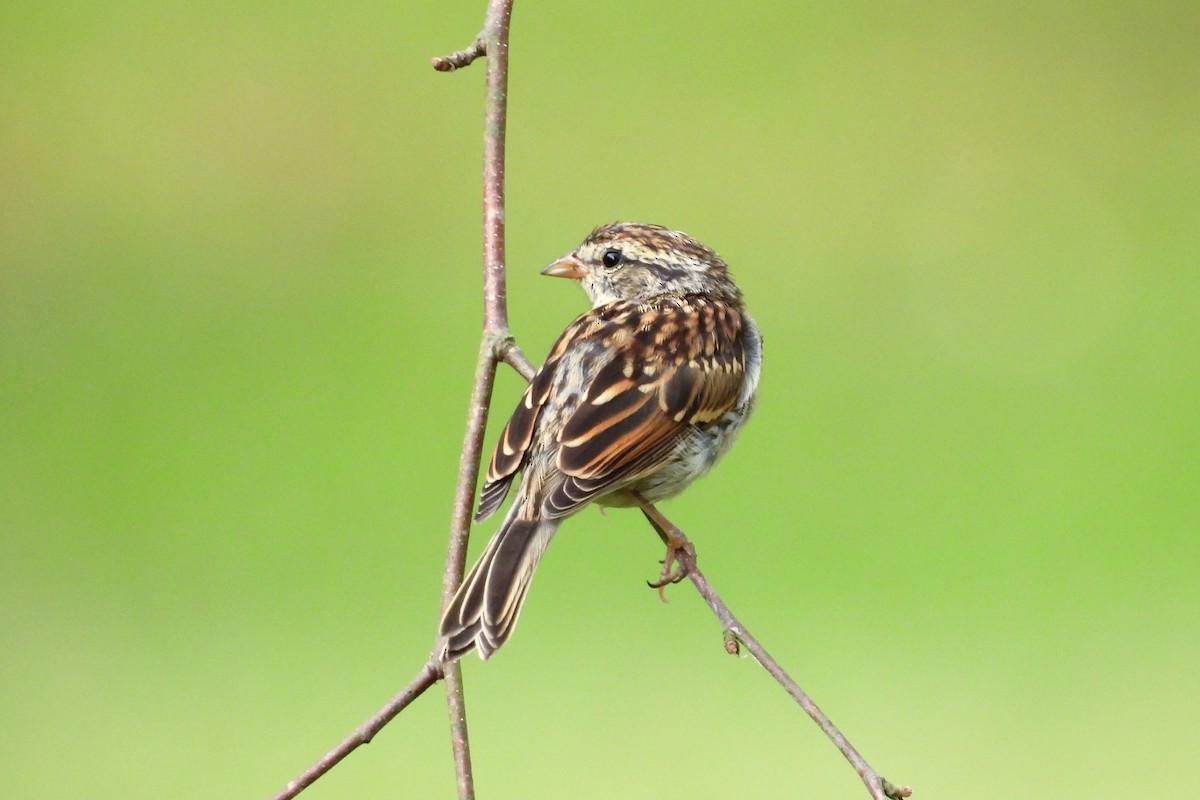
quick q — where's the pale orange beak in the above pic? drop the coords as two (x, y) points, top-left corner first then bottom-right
(540, 255), (586, 280)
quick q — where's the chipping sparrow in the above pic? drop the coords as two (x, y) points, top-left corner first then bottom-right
(439, 222), (762, 660)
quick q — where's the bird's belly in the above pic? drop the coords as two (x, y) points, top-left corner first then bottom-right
(611, 405), (752, 506)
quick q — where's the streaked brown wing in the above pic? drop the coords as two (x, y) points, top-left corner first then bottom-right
(543, 298), (747, 518)
(476, 366), (553, 522)
(475, 306), (618, 521)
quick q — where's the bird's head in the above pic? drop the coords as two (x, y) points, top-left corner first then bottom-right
(541, 222), (742, 306)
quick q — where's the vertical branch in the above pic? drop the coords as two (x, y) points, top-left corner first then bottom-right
(271, 5), (527, 798)
(481, 0), (513, 335)
(436, 3), (518, 798)
(437, 339), (495, 800)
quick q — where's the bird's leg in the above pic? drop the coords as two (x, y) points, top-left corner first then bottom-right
(632, 493), (696, 602)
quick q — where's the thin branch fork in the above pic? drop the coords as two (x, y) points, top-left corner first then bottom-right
(430, 1), (511, 73)
(272, 1), (910, 797)
(273, 4), (520, 798)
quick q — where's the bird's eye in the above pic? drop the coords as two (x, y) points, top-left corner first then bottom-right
(601, 248), (623, 269)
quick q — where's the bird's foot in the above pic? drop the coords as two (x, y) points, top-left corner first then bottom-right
(647, 528), (695, 602)
(633, 494), (697, 603)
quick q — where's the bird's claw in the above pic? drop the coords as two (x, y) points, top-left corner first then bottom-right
(648, 535), (695, 602)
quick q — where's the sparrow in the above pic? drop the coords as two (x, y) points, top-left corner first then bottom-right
(438, 222), (763, 661)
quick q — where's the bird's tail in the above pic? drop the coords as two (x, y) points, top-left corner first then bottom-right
(438, 511), (559, 661)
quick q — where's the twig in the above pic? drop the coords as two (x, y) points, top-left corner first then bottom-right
(637, 500), (912, 800)
(270, 662), (442, 800)
(497, 333), (537, 381)
(431, 38), (485, 72)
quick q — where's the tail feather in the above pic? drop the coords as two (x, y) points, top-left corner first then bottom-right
(439, 513), (558, 661)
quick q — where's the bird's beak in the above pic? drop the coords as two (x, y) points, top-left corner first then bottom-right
(540, 255), (587, 280)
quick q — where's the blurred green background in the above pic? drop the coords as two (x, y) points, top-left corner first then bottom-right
(3, 1), (1197, 798)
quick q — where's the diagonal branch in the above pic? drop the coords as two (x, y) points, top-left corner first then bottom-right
(636, 499), (912, 800)
(270, 662), (442, 800)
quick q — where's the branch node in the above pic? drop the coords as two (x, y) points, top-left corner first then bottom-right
(722, 628), (741, 656)
(487, 328), (516, 356)
(882, 779), (913, 799)
(494, 332), (538, 382)
(431, 38), (487, 71)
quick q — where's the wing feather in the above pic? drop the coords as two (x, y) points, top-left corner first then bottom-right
(544, 297), (748, 517)
(479, 296), (750, 523)
(475, 346), (559, 521)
